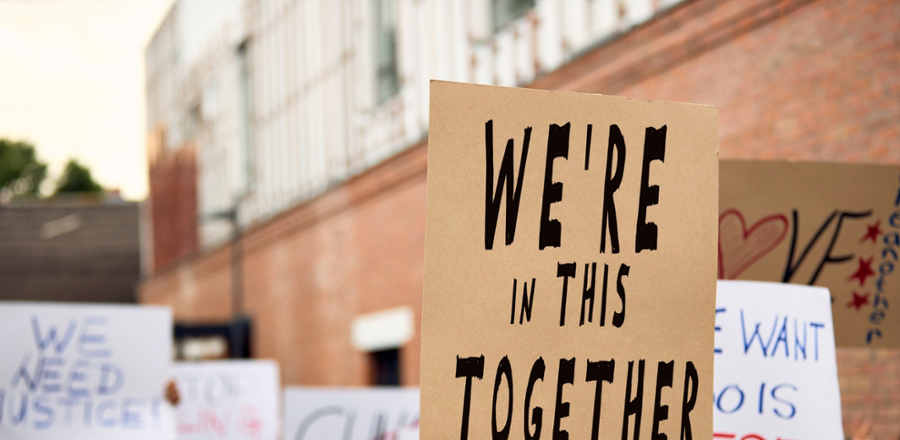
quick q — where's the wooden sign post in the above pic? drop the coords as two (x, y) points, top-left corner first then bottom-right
(421, 81), (719, 440)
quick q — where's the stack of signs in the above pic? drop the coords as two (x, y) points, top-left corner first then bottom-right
(714, 280), (843, 439)
(421, 82), (719, 439)
(171, 360), (280, 440)
(0, 302), (175, 439)
(719, 160), (900, 347)
(283, 387), (419, 440)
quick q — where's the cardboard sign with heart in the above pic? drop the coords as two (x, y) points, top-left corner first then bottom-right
(718, 209), (788, 280)
(719, 160), (900, 348)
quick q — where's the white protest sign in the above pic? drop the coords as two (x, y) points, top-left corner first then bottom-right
(714, 281), (843, 440)
(0, 302), (175, 440)
(171, 360), (280, 440)
(283, 387), (419, 440)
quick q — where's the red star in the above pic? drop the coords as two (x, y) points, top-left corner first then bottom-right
(860, 220), (882, 244)
(847, 291), (870, 311)
(848, 256), (875, 286)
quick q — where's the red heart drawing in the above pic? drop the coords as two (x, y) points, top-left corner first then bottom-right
(718, 209), (789, 279)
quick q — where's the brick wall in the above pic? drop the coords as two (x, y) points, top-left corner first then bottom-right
(532, 0), (899, 436)
(140, 0), (900, 436)
(147, 126), (199, 273)
(141, 144), (429, 386)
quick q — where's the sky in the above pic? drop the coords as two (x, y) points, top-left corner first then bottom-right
(0, 0), (177, 200)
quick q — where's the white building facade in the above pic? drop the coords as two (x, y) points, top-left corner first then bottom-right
(146, 0), (685, 248)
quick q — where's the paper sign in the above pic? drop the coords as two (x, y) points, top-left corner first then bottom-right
(171, 360), (280, 440)
(283, 387), (419, 440)
(0, 302), (175, 440)
(719, 160), (900, 348)
(714, 280), (843, 439)
(421, 81), (719, 440)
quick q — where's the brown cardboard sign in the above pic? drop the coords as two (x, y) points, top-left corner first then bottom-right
(719, 160), (900, 348)
(421, 81), (719, 440)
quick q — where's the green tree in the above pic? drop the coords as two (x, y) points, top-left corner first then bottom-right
(55, 159), (103, 194)
(0, 139), (48, 197)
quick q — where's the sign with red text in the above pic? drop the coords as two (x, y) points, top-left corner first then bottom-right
(421, 82), (719, 440)
(719, 160), (900, 348)
(172, 360), (279, 440)
(283, 387), (419, 440)
(713, 281), (843, 440)
(0, 302), (175, 440)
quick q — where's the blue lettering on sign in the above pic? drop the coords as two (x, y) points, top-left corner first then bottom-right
(716, 385), (744, 414)
(810, 323), (824, 361)
(11, 356), (43, 392)
(56, 396), (81, 424)
(77, 317), (111, 358)
(121, 398), (144, 429)
(1, 314), (161, 432)
(9, 393), (27, 426)
(96, 400), (117, 428)
(738, 310), (824, 360)
(741, 310), (778, 356)
(793, 319), (806, 360)
(31, 317), (77, 354)
(714, 382), (798, 419)
(771, 384), (797, 419)
(769, 317), (789, 358)
(40, 357), (64, 394)
(32, 396), (54, 430)
(714, 308), (726, 354)
(66, 359), (90, 398)
(869, 178), (900, 344)
(98, 363), (124, 395)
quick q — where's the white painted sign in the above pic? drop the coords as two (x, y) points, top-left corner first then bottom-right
(714, 281), (843, 440)
(172, 360), (280, 440)
(284, 387), (419, 440)
(0, 302), (175, 440)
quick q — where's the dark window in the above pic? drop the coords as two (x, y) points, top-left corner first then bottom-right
(493, 0), (536, 30)
(370, 348), (401, 385)
(185, 103), (202, 140)
(374, 0), (399, 102)
(173, 317), (251, 360)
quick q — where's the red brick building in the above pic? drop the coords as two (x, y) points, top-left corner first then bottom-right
(141, 0), (900, 436)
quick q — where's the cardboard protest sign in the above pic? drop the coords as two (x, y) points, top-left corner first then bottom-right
(719, 160), (900, 348)
(0, 302), (175, 439)
(171, 360), (280, 440)
(714, 280), (843, 439)
(283, 387), (419, 440)
(421, 81), (719, 440)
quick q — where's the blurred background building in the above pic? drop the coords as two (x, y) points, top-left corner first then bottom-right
(139, 0), (899, 436)
(0, 195), (140, 303)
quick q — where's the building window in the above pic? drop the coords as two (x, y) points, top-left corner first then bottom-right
(236, 39), (254, 193)
(370, 348), (401, 385)
(492, 0), (535, 30)
(374, 0), (399, 102)
(185, 103), (202, 140)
